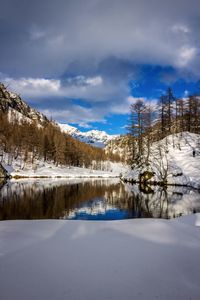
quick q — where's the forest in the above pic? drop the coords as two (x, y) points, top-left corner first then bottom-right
(128, 88), (200, 164)
(0, 111), (120, 169)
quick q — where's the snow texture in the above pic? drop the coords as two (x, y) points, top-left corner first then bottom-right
(2, 157), (127, 178)
(0, 215), (200, 300)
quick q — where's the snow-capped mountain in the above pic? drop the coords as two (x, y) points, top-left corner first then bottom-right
(0, 83), (118, 148)
(58, 123), (118, 148)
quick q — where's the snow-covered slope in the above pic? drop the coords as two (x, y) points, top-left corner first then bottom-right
(58, 123), (79, 135)
(58, 123), (118, 148)
(123, 132), (200, 188)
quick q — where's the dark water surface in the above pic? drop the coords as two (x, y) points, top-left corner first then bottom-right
(0, 178), (200, 220)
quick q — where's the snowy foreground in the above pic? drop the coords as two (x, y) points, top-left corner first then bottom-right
(0, 215), (200, 300)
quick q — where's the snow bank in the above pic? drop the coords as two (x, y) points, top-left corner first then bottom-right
(10, 165), (119, 178)
(0, 215), (200, 300)
(2, 156), (127, 178)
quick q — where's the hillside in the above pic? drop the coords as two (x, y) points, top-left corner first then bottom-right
(105, 135), (132, 162)
(122, 132), (200, 189)
(0, 83), (48, 125)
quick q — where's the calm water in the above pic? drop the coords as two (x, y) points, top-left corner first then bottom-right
(0, 178), (200, 220)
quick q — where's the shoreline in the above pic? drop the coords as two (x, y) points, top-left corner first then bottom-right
(121, 177), (200, 190)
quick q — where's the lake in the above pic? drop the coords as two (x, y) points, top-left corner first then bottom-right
(0, 178), (200, 220)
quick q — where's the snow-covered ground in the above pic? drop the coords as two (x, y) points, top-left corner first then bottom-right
(0, 214), (200, 300)
(123, 132), (200, 189)
(2, 157), (127, 178)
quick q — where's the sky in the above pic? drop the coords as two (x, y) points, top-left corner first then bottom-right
(0, 0), (200, 134)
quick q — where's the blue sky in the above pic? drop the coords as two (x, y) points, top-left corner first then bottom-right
(1, 0), (200, 134)
(93, 70), (199, 135)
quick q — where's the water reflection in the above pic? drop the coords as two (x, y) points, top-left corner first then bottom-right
(0, 179), (200, 220)
(0, 178), (6, 190)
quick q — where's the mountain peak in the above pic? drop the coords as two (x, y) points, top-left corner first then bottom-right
(58, 123), (118, 148)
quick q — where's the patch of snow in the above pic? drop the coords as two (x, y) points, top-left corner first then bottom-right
(58, 123), (80, 135)
(8, 92), (17, 99)
(7, 107), (32, 124)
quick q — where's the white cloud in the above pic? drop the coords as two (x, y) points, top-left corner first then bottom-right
(177, 46), (197, 67)
(127, 96), (147, 105)
(1, 75), (106, 100)
(110, 96), (159, 115)
(85, 76), (103, 86)
(2, 0), (199, 130)
(0, 75), (160, 127)
(78, 123), (93, 129)
(171, 24), (190, 34)
(40, 106), (107, 125)
(0, 73), (130, 126)
(1, 0), (200, 77)
(2, 77), (61, 97)
(127, 96), (158, 111)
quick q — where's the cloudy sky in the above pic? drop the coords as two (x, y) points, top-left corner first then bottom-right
(1, 0), (200, 134)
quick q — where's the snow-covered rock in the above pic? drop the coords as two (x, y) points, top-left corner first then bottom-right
(58, 123), (118, 148)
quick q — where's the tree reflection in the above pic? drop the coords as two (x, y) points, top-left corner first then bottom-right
(0, 180), (200, 220)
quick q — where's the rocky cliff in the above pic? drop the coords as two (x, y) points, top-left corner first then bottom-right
(0, 83), (48, 125)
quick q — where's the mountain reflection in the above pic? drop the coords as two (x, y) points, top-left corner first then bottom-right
(0, 179), (200, 220)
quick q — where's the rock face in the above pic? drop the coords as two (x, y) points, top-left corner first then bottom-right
(0, 83), (49, 125)
(0, 163), (7, 178)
